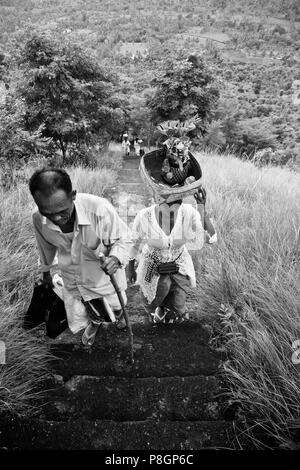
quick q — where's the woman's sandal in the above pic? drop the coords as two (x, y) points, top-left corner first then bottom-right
(149, 307), (167, 324)
(164, 310), (189, 324)
(174, 312), (190, 324)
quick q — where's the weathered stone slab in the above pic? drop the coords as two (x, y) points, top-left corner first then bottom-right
(0, 415), (236, 450)
(49, 323), (222, 379)
(41, 374), (222, 422)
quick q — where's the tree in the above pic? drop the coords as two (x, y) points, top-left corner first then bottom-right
(126, 90), (155, 147)
(226, 117), (278, 157)
(0, 97), (52, 187)
(12, 33), (125, 163)
(147, 54), (219, 127)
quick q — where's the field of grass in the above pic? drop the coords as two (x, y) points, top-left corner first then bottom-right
(1, 150), (300, 448)
(0, 165), (117, 416)
(194, 151), (300, 448)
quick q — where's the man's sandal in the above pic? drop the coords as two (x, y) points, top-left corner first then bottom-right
(82, 322), (100, 346)
(114, 311), (127, 330)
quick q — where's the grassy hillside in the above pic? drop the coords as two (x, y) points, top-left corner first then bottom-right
(195, 151), (300, 448)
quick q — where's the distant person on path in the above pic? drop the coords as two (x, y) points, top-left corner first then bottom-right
(29, 168), (131, 345)
(134, 138), (141, 157)
(135, 138), (145, 157)
(122, 133), (130, 157)
(128, 195), (205, 324)
(139, 143), (145, 157)
(129, 136), (135, 156)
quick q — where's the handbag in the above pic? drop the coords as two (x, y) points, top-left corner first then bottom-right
(157, 261), (179, 274)
(157, 250), (183, 275)
(24, 283), (68, 339)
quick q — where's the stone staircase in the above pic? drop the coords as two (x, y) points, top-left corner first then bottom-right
(0, 152), (237, 450)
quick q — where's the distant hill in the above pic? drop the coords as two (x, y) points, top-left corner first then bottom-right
(0, 0), (299, 167)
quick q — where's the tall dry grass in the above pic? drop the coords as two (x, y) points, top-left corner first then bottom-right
(195, 151), (300, 448)
(1, 148), (300, 447)
(0, 165), (117, 416)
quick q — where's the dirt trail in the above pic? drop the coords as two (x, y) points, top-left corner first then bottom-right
(0, 149), (237, 450)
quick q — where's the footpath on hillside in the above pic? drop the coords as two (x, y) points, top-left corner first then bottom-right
(0, 148), (238, 450)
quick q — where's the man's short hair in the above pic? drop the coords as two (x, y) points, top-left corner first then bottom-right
(29, 168), (72, 197)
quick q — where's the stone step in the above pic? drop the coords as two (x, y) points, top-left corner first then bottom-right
(41, 374), (222, 422)
(118, 181), (142, 185)
(49, 322), (223, 380)
(117, 177), (143, 184)
(121, 158), (141, 170)
(119, 167), (141, 172)
(103, 190), (151, 219)
(105, 189), (150, 207)
(117, 182), (146, 194)
(117, 177), (141, 185)
(118, 168), (141, 178)
(0, 415), (236, 450)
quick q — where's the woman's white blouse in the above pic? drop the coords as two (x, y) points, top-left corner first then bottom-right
(129, 203), (204, 302)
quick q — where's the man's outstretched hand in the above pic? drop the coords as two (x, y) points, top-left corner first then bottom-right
(194, 186), (207, 205)
(101, 255), (120, 276)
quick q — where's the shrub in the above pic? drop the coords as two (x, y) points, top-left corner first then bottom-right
(252, 148), (296, 168)
(225, 117), (278, 157)
(70, 166), (117, 195)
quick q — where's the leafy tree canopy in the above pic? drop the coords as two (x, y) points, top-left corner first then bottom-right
(0, 96), (52, 185)
(11, 33), (125, 161)
(147, 54), (220, 126)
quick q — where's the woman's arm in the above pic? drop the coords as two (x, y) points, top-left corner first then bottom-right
(128, 210), (146, 283)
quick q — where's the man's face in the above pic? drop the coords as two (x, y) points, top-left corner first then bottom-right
(33, 189), (76, 227)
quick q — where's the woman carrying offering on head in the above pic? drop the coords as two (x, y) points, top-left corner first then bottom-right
(128, 193), (205, 324)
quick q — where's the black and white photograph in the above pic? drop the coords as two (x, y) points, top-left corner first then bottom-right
(0, 0), (299, 457)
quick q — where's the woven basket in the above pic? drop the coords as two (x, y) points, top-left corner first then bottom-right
(140, 148), (203, 203)
(161, 158), (190, 185)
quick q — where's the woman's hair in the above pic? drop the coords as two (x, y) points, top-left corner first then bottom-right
(29, 168), (73, 197)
